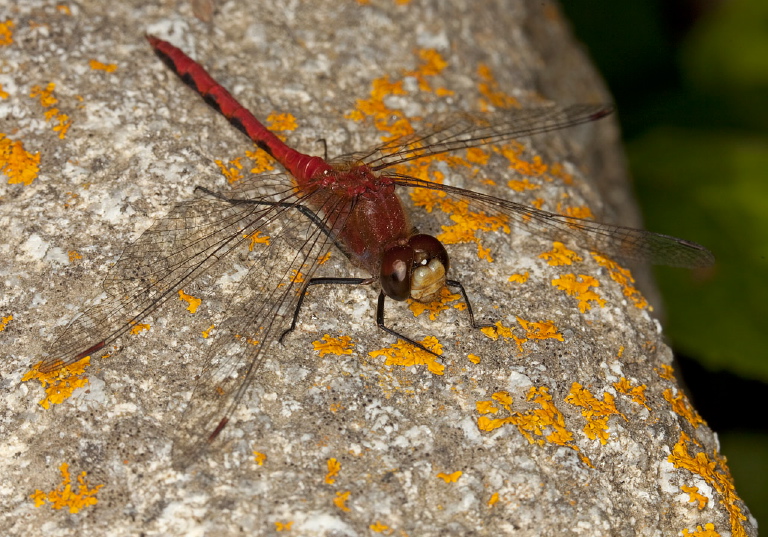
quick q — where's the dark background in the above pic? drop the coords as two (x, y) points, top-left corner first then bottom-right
(561, 0), (768, 526)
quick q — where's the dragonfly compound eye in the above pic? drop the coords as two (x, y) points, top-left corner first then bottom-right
(407, 235), (449, 303)
(380, 245), (415, 301)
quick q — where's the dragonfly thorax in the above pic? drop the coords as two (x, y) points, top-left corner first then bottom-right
(380, 234), (449, 303)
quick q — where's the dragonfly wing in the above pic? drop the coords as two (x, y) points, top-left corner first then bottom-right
(392, 176), (714, 268)
(361, 104), (613, 171)
(39, 176), (297, 373)
(169, 187), (350, 468)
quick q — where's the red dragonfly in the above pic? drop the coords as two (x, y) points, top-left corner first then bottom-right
(36, 36), (713, 467)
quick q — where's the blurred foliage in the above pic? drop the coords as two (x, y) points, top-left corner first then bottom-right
(562, 0), (768, 526)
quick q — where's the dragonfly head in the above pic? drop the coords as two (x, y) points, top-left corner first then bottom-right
(380, 234), (449, 303)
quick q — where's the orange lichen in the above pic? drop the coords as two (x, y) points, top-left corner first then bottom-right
(30, 83), (71, 138)
(476, 387), (591, 466)
(215, 156), (244, 183)
(663, 388), (706, 428)
(564, 383), (627, 445)
(266, 112), (298, 132)
(56, 4), (72, 15)
(245, 148), (275, 174)
(408, 285), (463, 320)
(370, 336), (444, 375)
(370, 521), (390, 532)
(1, 133), (41, 185)
(487, 492), (500, 506)
(476, 64), (519, 110)
(325, 458), (341, 484)
(551, 273), (606, 313)
(333, 491), (351, 512)
(656, 364), (675, 380)
(682, 523), (720, 537)
(129, 322), (150, 335)
(592, 253), (649, 309)
(0, 84), (8, 99)
(669, 433), (747, 537)
(22, 356), (91, 409)
(202, 324), (215, 338)
(559, 205), (595, 220)
(244, 230), (270, 250)
(508, 271), (529, 283)
(275, 521), (293, 531)
(0, 20), (13, 46)
(481, 317), (563, 353)
(178, 289), (201, 313)
(539, 241), (582, 266)
(0, 314), (11, 331)
(30, 463), (103, 514)
(612, 377), (650, 410)
(467, 353), (481, 364)
(313, 335), (354, 356)
(436, 471), (462, 483)
(253, 451), (267, 466)
(507, 177), (542, 192)
(88, 59), (117, 73)
(67, 250), (82, 263)
(681, 485), (709, 510)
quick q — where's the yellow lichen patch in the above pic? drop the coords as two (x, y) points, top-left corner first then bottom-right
(313, 334), (354, 356)
(403, 48), (451, 94)
(370, 521), (390, 532)
(290, 270), (305, 283)
(481, 317), (563, 353)
(67, 250), (82, 263)
(0, 314), (12, 331)
(56, 4), (71, 14)
(494, 141), (548, 177)
(215, 156), (243, 183)
(275, 521), (293, 531)
(333, 491), (351, 512)
(476, 64), (519, 110)
(178, 289), (201, 313)
(0, 20), (13, 46)
(592, 253), (649, 309)
(88, 59), (117, 73)
(507, 177), (542, 192)
(30, 83), (71, 139)
(244, 230), (270, 251)
(559, 204), (595, 220)
(681, 485), (709, 510)
(612, 377), (650, 410)
(476, 387), (591, 466)
(129, 322), (150, 335)
(434, 203), (511, 262)
(436, 471), (462, 483)
(656, 363), (675, 380)
(325, 457), (341, 484)
(551, 274), (606, 313)
(682, 523), (720, 537)
(245, 148), (275, 174)
(508, 271), (529, 283)
(669, 433), (748, 537)
(30, 463), (103, 514)
(408, 286), (463, 320)
(266, 112), (298, 132)
(1, 133), (41, 185)
(549, 162), (574, 185)
(466, 147), (490, 166)
(202, 324), (215, 338)
(467, 353), (481, 364)
(369, 336), (444, 375)
(253, 451), (267, 466)
(564, 383), (627, 445)
(488, 492), (500, 506)
(539, 241), (583, 266)
(663, 388), (706, 428)
(22, 356), (91, 409)
(0, 84), (8, 99)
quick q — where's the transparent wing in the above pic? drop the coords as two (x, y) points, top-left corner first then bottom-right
(392, 175), (714, 268)
(352, 104), (613, 171)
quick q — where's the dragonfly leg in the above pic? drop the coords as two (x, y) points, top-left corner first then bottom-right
(316, 138), (329, 161)
(445, 279), (496, 330)
(375, 291), (441, 357)
(279, 277), (372, 344)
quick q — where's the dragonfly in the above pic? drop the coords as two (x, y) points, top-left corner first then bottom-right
(35, 36), (714, 468)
